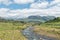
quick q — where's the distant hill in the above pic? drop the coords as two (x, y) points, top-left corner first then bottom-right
(0, 15), (56, 23)
(28, 16), (41, 19)
(46, 17), (60, 23)
(42, 16), (55, 21)
(27, 15), (56, 22)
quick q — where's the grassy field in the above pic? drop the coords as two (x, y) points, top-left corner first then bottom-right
(34, 22), (60, 40)
(0, 21), (28, 40)
(0, 17), (60, 40)
(0, 30), (27, 40)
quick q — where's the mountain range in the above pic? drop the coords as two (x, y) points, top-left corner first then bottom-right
(0, 15), (56, 23)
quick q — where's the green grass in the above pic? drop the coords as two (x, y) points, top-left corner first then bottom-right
(0, 17), (60, 40)
(0, 22), (28, 40)
(0, 30), (27, 40)
(0, 22), (27, 30)
(34, 22), (60, 40)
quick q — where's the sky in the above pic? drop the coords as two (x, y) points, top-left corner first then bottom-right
(0, 0), (60, 18)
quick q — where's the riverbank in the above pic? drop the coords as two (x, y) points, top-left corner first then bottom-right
(0, 22), (28, 40)
(34, 23), (60, 40)
(22, 26), (58, 40)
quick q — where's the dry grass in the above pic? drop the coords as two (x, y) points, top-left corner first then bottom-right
(0, 30), (27, 40)
(0, 22), (28, 40)
(34, 25), (60, 40)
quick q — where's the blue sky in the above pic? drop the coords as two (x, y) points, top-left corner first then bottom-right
(0, 3), (31, 9)
(0, 0), (54, 9)
(0, 0), (60, 18)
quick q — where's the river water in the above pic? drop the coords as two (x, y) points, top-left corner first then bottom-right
(21, 26), (57, 40)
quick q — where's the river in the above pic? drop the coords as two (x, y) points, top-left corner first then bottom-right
(21, 26), (57, 40)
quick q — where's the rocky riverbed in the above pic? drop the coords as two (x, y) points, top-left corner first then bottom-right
(21, 26), (57, 40)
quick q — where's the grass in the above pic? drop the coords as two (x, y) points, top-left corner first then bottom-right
(0, 21), (28, 40)
(0, 30), (27, 40)
(0, 19), (60, 40)
(34, 22), (60, 40)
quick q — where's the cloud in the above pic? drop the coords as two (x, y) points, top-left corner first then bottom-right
(30, 0), (60, 9)
(0, 8), (9, 17)
(51, 0), (60, 4)
(0, 0), (60, 6)
(0, 0), (35, 5)
(13, 0), (35, 4)
(0, 0), (12, 5)
(0, 4), (60, 18)
(0, 0), (60, 18)
(30, 1), (48, 9)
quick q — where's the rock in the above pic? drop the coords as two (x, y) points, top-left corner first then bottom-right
(21, 26), (57, 40)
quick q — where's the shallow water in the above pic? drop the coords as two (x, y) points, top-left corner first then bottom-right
(22, 26), (57, 40)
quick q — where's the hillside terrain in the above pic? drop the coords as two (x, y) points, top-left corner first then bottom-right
(34, 17), (60, 40)
(0, 16), (60, 40)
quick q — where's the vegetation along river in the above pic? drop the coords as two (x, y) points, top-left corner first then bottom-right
(21, 26), (57, 40)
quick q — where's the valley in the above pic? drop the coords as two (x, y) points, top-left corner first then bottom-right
(0, 16), (60, 40)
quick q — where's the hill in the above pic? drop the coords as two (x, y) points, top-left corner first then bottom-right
(23, 15), (56, 23)
(34, 17), (60, 40)
(46, 17), (60, 23)
(0, 16), (56, 23)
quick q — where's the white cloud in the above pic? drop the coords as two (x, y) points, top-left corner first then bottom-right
(0, 5), (60, 18)
(0, 0), (35, 5)
(30, 1), (48, 9)
(0, 0), (12, 5)
(30, 0), (60, 9)
(51, 0), (60, 4)
(13, 0), (35, 4)
(0, 0), (60, 5)
(0, 0), (60, 18)
(0, 8), (9, 17)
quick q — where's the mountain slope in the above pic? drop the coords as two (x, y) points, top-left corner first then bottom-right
(0, 16), (56, 23)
